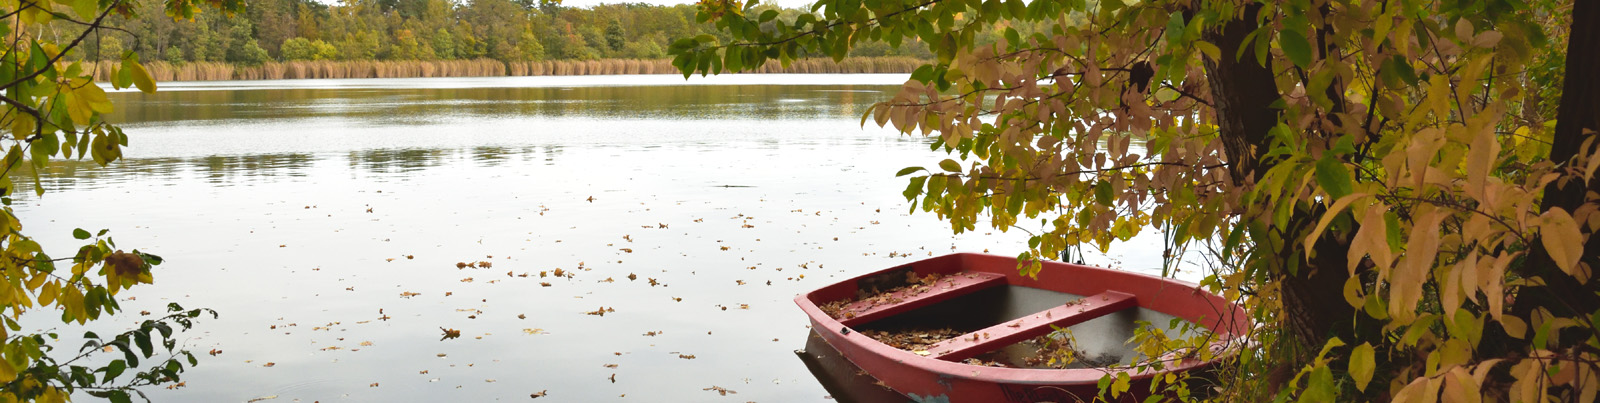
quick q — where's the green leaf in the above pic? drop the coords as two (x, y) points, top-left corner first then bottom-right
(1279, 30), (1312, 69)
(1349, 342), (1375, 391)
(758, 9), (778, 22)
(1314, 156), (1353, 199)
(1093, 180), (1114, 206)
(73, 228), (90, 240)
(938, 159), (961, 172)
(895, 166), (924, 177)
(903, 176), (926, 200)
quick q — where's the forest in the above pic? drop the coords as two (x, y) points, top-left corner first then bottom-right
(77, 0), (931, 65)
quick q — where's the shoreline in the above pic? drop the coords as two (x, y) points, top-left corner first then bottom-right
(91, 56), (924, 82)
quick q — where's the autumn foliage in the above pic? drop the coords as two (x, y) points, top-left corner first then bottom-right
(680, 0), (1600, 401)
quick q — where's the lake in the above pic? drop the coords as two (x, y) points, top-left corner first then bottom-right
(14, 74), (1170, 402)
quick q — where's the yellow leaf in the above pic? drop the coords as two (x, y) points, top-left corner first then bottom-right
(1343, 276), (1364, 308)
(1443, 367), (1480, 403)
(1539, 208), (1584, 277)
(1303, 193), (1369, 252)
(1349, 342), (1375, 392)
(126, 59), (157, 94)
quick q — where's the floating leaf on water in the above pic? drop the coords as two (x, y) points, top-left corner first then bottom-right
(530, 390), (547, 398)
(440, 328), (462, 340)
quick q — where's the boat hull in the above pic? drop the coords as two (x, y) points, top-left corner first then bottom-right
(794, 253), (1248, 402)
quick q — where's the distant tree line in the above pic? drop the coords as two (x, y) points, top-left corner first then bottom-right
(71, 0), (933, 65)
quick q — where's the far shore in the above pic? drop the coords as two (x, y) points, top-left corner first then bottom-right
(90, 56), (924, 82)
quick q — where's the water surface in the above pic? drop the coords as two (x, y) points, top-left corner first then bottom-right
(17, 74), (1169, 402)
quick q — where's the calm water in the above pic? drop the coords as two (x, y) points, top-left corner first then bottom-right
(15, 74), (1170, 402)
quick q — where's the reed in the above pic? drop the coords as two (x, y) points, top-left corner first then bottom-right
(92, 56), (923, 82)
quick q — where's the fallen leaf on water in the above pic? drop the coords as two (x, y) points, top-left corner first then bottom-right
(419, 370), (429, 374)
(263, 362), (276, 367)
(360, 341), (373, 346)
(585, 307), (615, 316)
(386, 258), (395, 262)
(369, 383), (379, 387)
(619, 248), (633, 253)
(627, 273), (637, 280)
(608, 373), (616, 383)
(530, 390), (547, 398)
(703, 386), (736, 396)
(245, 396), (278, 403)
(540, 282), (552, 287)
(208, 349), (222, 356)
(440, 328), (462, 340)
(678, 354), (696, 359)
(518, 314), (526, 319)
(400, 292), (420, 298)
(523, 328), (547, 335)
(604, 364), (618, 368)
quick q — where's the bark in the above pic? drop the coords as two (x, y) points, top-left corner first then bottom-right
(1201, 4), (1363, 348)
(1512, 0), (1600, 348)
(1202, 4), (1279, 185)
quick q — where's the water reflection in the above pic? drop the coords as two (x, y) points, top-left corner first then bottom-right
(110, 80), (885, 127)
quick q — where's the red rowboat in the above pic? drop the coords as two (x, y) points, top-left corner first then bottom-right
(794, 253), (1248, 402)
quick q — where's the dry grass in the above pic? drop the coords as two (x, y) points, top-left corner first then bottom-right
(91, 56), (922, 82)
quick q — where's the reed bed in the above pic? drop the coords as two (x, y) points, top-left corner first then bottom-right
(91, 56), (923, 82)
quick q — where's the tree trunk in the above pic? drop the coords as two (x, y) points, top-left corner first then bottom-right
(1513, 0), (1600, 348)
(1201, 4), (1363, 349)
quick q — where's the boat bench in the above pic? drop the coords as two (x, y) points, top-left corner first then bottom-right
(926, 291), (1137, 362)
(837, 271), (1008, 328)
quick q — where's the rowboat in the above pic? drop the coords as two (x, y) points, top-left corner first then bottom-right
(793, 253), (1248, 402)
